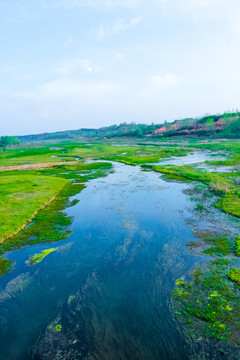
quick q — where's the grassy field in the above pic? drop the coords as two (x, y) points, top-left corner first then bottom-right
(0, 174), (68, 243)
(0, 145), (73, 167)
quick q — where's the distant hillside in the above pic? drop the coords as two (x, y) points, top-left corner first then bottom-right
(17, 112), (240, 142)
(152, 112), (240, 138)
(18, 123), (160, 141)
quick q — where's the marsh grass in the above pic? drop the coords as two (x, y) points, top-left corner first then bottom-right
(67, 143), (191, 164)
(195, 140), (240, 167)
(173, 259), (240, 344)
(193, 140), (240, 154)
(143, 164), (240, 217)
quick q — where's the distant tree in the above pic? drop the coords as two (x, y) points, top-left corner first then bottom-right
(206, 117), (215, 129)
(0, 136), (19, 149)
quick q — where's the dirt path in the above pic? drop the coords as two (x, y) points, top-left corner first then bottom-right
(0, 160), (81, 172)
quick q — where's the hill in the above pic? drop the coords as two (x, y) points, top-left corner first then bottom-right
(17, 112), (240, 142)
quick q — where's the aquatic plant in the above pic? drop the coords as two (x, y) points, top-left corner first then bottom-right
(192, 267), (202, 284)
(0, 257), (12, 276)
(55, 324), (62, 332)
(227, 268), (240, 286)
(173, 260), (240, 344)
(195, 204), (204, 211)
(28, 248), (56, 265)
(203, 237), (231, 257)
(235, 236), (240, 257)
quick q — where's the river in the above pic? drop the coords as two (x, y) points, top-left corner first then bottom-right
(0, 153), (238, 359)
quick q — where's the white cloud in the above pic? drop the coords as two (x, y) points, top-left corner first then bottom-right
(54, 59), (101, 76)
(97, 16), (142, 39)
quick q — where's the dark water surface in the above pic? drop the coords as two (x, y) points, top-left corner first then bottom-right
(0, 159), (235, 360)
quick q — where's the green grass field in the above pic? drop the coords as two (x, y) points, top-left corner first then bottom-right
(0, 145), (73, 167)
(68, 143), (190, 164)
(0, 174), (68, 243)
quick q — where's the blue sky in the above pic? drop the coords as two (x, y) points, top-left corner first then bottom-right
(0, 0), (240, 135)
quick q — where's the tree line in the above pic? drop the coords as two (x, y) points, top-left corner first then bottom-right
(0, 136), (20, 149)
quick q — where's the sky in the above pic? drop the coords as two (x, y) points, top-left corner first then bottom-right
(0, 0), (240, 135)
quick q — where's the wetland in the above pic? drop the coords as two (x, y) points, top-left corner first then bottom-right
(0, 140), (239, 360)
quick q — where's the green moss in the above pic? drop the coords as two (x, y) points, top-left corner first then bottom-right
(195, 204), (204, 211)
(212, 258), (230, 266)
(192, 267), (202, 284)
(216, 194), (240, 218)
(0, 257), (12, 276)
(204, 237), (231, 257)
(227, 268), (240, 286)
(235, 236), (240, 257)
(173, 260), (240, 344)
(28, 248), (56, 265)
(55, 324), (62, 332)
